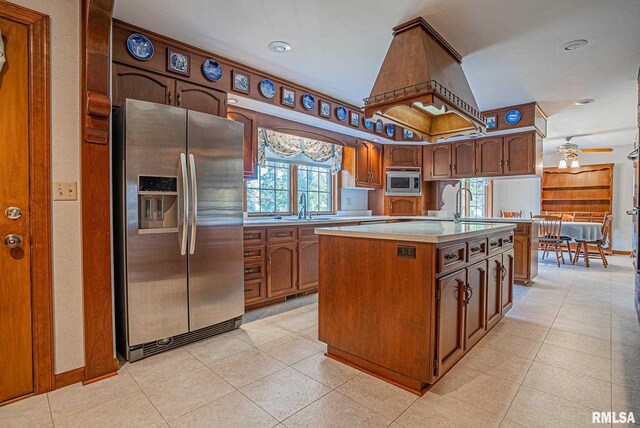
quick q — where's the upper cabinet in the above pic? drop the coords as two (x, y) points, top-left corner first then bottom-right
(503, 132), (536, 176)
(423, 143), (452, 180)
(384, 145), (422, 167)
(227, 107), (258, 179)
(174, 81), (226, 117)
(342, 140), (383, 189)
(476, 137), (504, 177)
(452, 140), (476, 178)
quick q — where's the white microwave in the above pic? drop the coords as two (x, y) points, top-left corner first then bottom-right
(385, 169), (422, 196)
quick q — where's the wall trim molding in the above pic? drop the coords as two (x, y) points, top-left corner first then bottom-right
(54, 367), (85, 389)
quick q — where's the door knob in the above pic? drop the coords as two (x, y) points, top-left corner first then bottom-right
(4, 234), (23, 249)
(5, 207), (22, 220)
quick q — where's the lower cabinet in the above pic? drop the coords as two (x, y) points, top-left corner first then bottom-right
(501, 249), (514, 313)
(436, 270), (466, 375)
(387, 197), (421, 215)
(464, 261), (487, 349)
(298, 240), (319, 290)
(267, 242), (298, 298)
(486, 254), (503, 330)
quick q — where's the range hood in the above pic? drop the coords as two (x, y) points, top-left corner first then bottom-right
(364, 17), (486, 142)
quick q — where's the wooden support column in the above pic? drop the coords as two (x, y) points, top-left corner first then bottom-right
(81, 0), (117, 383)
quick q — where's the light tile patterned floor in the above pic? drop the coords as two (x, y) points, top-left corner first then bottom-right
(1, 253), (638, 427)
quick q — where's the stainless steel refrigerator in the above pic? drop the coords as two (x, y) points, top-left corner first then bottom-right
(114, 99), (244, 362)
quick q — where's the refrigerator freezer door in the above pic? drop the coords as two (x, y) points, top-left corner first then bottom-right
(125, 100), (189, 346)
(187, 111), (245, 330)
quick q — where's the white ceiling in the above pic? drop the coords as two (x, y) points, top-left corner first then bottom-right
(114, 0), (640, 151)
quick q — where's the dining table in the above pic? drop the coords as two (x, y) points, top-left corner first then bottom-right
(560, 221), (603, 242)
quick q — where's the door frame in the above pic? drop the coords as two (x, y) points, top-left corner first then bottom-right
(0, 2), (54, 399)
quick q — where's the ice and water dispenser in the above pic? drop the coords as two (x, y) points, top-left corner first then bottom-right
(137, 176), (178, 232)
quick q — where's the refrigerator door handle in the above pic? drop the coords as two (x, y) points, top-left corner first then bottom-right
(189, 153), (198, 255)
(627, 209), (638, 216)
(180, 153), (189, 255)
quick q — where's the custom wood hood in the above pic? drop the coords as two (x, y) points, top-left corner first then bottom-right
(364, 17), (486, 143)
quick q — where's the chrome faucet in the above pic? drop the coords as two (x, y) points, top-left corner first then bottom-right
(297, 193), (308, 220)
(454, 185), (473, 224)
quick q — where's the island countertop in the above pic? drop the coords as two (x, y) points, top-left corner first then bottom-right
(314, 220), (517, 243)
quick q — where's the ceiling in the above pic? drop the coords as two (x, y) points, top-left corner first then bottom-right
(114, 0), (640, 152)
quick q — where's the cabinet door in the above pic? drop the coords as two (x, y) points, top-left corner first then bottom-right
(298, 240), (319, 290)
(244, 278), (266, 305)
(175, 80), (227, 117)
(476, 137), (504, 177)
(465, 261), (487, 349)
(422, 145), (433, 180)
(112, 63), (173, 108)
(452, 141), (476, 178)
(227, 108), (258, 179)
(436, 269), (466, 376)
(486, 254), (502, 329)
(386, 145), (421, 167)
(431, 144), (452, 179)
(355, 141), (371, 187)
(369, 143), (384, 188)
(267, 243), (298, 298)
(513, 233), (529, 283)
(388, 197), (419, 216)
(503, 133), (534, 175)
(501, 249), (514, 313)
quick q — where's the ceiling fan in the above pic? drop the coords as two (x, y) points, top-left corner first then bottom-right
(554, 137), (613, 168)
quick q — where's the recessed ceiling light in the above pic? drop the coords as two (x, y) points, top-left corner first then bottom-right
(228, 98), (238, 104)
(268, 41), (291, 53)
(559, 39), (588, 52)
(574, 98), (595, 105)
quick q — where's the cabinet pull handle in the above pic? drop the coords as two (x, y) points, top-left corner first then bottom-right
(443, 253), (458, 262)
(244, 251), (257, 257)
(244, 289), (254, 294)
(268, 255), (272, 265)
(470, 245), (482, 253)
(464, 284), (473, 304)
(168, 90), (172, 104)
(275, 232), (289, 237)
(244, 267), (259, 274)
(245, 234), (258, 240)
(177, 91), (182, 106)
(489, 240), (499, 248)
(501, 265), (508, 280)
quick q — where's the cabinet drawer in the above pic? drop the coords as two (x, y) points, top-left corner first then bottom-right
(244, 263), (265, 280)
(501, 233), (514, 248)
(437, 242), (466, 274)
(467, 238), (488, 263)
(488, 235), (502, 255)
(298, 226), (319, 242)
(244, 278), (266, 305)
(244, 228), (266, 246)
(267, 227), (297, 243)
(243, 246), (265, 264)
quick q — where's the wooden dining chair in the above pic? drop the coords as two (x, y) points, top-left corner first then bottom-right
(573, 215), (613, 268)
(533, 215), (564, 267)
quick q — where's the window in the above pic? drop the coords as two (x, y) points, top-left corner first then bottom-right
(246, 161), (291, 214)
(246, 162), (333, 215)
(461, 180), (493, 218)
(297, 165), (332, 213)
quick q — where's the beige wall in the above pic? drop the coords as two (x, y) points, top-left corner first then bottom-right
(11, 0), (84, 374)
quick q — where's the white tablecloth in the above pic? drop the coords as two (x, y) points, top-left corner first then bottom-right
(559, 222), (603, 242)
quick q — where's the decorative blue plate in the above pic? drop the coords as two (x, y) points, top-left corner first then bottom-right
(375, 120), (383, 133)
(504, 110), (521, 125)
(336, 106), (347, 121)
(486, 116), (497, 129)
(202, 59), (223, 81)
(363, 119), (373, 129)
(302, 93), (315, 110)
(259, 79), (276, 99)
(386, 124), (395, 137)
(403, 129), (414, 139)
(127, 33), (154, 61)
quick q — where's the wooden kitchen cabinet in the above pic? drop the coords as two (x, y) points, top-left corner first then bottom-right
(475, 137), (503, 177)
(298, 240), (319, 290)
(423, 143), (452, 180)
(267, 242), (298, 298)
(174, 80), (227, 117)
(503, 132), (535, 175)
(227, 107), (258, 179)
(436, 269), (466, 376)
(501, 249), (514, 313)
(343, 140), (384, 189)
(464, 261), (487, 349)
(452, 140), (476, 178)
(384, 145), (422, 167)
(486, 254), (503, 330)
(387, 197), (420, 215)
(369, 143), (384, 187)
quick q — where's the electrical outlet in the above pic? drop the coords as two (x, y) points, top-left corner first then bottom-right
(346, 197), (352, 207)
(54, 181), (77, 201)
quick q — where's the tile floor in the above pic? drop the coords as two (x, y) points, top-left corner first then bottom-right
(1, 253), (639, 427)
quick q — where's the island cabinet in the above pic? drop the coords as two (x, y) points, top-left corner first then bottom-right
(318, 227), (515, 395)
(341, 141), (383, 189)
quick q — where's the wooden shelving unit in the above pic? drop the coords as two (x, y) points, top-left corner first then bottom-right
(541, 164), (613, 214)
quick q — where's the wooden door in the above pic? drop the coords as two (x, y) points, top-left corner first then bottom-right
(112, 63), (173, 107)
(513, 232), (529, 282)
(0, 16), (34, 403)
(388, 197), (419, 216)
(431, 144), (452, 179)
(267, 243), (298, 298)
(501, 249), (515, 313)
(476, 137), (504, 177)
(369, 143), (384, 188)
(227, 108), (258, 179)
(386, 145), (421, 167)
(298, 240), (319, 290)
(355, 141), (371, 187)
(464, 261), (487, 349)
(503, 133), (534, 175)
(452, 141), (476, 178)
(175, 80), (227, 117)
(486, 254), (503, 329)
(436, 270), (465, 377)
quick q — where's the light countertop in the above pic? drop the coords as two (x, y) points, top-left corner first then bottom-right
(314, 220), (517, 243)
(243, 215), (535, 227)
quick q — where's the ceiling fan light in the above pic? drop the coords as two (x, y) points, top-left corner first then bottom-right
(558, 159), (568, 169)
(570, 159), (580, 168)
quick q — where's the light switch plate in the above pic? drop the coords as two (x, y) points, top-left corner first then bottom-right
(54, 181), (77, 201)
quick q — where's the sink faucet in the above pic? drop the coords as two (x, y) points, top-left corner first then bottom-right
(454, 185), (473, 224)
(297, 193), (308, 220)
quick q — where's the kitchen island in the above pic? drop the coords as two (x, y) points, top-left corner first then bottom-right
(315, 221), (516, 395)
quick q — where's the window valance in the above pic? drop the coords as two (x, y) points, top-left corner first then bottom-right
(257, 128), (343, 173)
